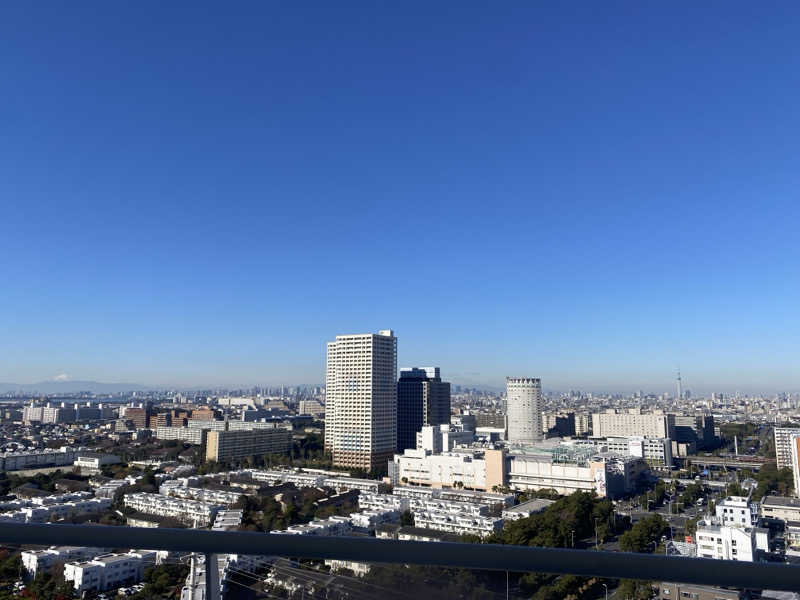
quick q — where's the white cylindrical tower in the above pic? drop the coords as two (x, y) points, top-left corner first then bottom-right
(506, 377), (543, 443)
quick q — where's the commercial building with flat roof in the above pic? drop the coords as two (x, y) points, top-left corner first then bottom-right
(761, 495), (800, 523)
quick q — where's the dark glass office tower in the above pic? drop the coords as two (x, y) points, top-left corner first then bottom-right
(397, 367), (451, 452)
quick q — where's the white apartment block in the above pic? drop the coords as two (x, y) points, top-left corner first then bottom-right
(413, 511), (502, 537)
(155, 426), (206, 445)
(791, 433), (800, 498)
(29, 491), (92, 506)
(279, 516), (353, 537)
(322, 477), (382, 494)
(716, 496), (758, 528)
(773, 427), (800, 470)
(205, 428), (290, 462)
(95, 480), (128, 499)
(324, 330), (397, 470)
(392, 486), (513, 507)
(506, 378), (543, 444)
(0, 498), (111, 523)
(244, 469), (384, 492)
(64, 551), (157, 594)
(695, 518), (768, 562)
(74, 453), (121, 472)
(0, 447), (77, 471)
(159, 482), (242, 506)
(247, 469), (325, 487)
(358, 492), (409, 512)
(591, 409), (675, 439)
(123, 493), (221, 526)
(349, 508), (401, 530)
(22, 547), (105, 578)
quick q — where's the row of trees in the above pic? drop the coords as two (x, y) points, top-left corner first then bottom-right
(486, 491), (620, 548)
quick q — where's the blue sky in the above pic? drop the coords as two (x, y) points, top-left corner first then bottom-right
(2, 2), (799, 393)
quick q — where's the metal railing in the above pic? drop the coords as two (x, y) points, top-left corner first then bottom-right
(1, 523), (798, 593)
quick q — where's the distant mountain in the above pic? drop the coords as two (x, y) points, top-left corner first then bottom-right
(0, 380), (152, 394)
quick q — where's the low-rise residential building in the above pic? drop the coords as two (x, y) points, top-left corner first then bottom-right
(0, 498), (111, 523)
(278, 516), (353, 537)
(397, 526), (462, 542)
(322, 477), (383, 494)
(695, 518), (768, 561)
(325, 559), (371, 577)
(761, 495), (800, 523)
(413, 511), (502, 537)
(73, 453), (121, 473)
(64, 551), (157, 594)
(349, 509), (401, 531)
(95, 480), (128, 499)
(656, 582), (745, 600)
(22, 547), (105, 578)
(716, 496), (758, 528)
(123, 493), (221, 526)
(502, 499), (556, 521)
(391, 485), (513, 507)
(159, 482), (242, 506)
(358, 493), (409, 512)
(247, 470), (325, 488)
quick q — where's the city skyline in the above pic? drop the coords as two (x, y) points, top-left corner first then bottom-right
(0, 364), (793, 397)
(3, 3), (800, 391)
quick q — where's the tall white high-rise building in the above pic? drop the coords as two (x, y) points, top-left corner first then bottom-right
(324, 330), (397, 471)
(774, 427), (800, 470)
(506, 377), (543, 444)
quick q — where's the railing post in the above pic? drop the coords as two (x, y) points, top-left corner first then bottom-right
(205, 553), (220, 600)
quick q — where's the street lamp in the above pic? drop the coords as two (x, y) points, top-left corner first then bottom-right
(571, 529), (575, 548)
(595, 517), (600, 550)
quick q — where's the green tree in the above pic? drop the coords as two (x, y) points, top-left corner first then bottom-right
(617, 579), (656, 599)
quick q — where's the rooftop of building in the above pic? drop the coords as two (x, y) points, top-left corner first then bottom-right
(505, 499), (556, 514)
(761, 496), (800, 508)
(397, 526), (462, 542)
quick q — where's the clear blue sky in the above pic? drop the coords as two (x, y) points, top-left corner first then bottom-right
(2, 2), (799, 393)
